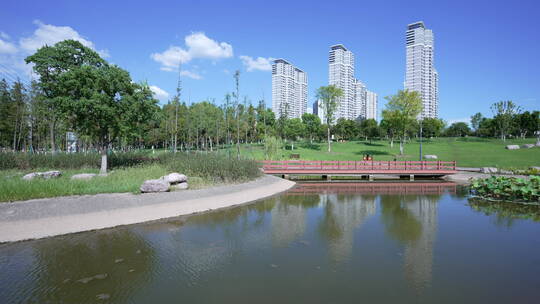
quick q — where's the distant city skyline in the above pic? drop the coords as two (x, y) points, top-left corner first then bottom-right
(1, 0), (539, 124)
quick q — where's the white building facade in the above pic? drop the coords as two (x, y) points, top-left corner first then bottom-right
(405, 21), (438, 119)
(329, 44), (377, 122)
(272, 59), (308, 119)
(365, 90), (378, 121)
(329, 45), (356, 121)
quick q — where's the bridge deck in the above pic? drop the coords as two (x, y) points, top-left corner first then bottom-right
(261, 160), (457, 176)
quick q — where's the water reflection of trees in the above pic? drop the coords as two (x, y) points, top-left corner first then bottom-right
(468, 198), (540, 227)
(31, 229), (154, 303)
(318, 193), (377, 262)
(380, 193), (441, 292)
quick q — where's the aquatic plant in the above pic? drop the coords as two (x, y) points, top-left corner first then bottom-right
(470, 176), (540, 203)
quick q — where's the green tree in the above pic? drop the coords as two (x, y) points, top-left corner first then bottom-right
(470, 112), (483, 134)
(283, 118), (304, 150)
(25, 39), (106, 153)
(515, 111), (539, 138)
(359, 118), (379, 143)
(490, 100), (521, 141)
(301, 113), (321, 143)
(421, 118), (445, 138)
(444, 122), (471, 137)
(316, 85), (343, 152)
(334, 118), (357, 141)
(382, 89), (422, 155)
(55, 61), (158, 173)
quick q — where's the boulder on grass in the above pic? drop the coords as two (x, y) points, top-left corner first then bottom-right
(71, 173), (97, 180)
(22, 172), (39, 181)
(171, 182), (189, 190)
(424, 155), (438, 160)
(521, 144), (535, 149)
(481, 167), (498, 174)
(505, 145), (520, 150)
(140, 179), (170, 193)
(41, 171), (62, 179)
(536, 142), (540, 147)
(530, 166), (540, 171)
(22, 171), (62, 180)
(163, 173), (187, 184)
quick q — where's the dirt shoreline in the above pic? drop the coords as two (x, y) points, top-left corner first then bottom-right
(0, 175), (295, 243)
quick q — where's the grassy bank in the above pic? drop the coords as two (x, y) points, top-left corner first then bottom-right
(231, 137), (540, 169)
(0, 153), (262, 202)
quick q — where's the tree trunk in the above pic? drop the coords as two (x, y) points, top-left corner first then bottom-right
(49, 121), (56, 154)
(390, 138), (394, 148)
(327, 126), (331, 152)
(399, 140), (404, 155)
(100, 147), (108, 174)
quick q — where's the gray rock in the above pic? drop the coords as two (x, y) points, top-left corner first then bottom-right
(140, 179), (170, 193)
(530, 166), (540, 171)
(521, 144), (535, 149)
(424, 154), (437, 160)
(171, 182), (189, 190)
(41, 171), (62, 179)
(163, 173), (187, 184)
(536, 141), (540, 147)
(22, 172), (39, 181)
(71, 173), (97, 180)
(480, 167), (498, 174)
(505, 145), (520, 150)
(22, 171), (62, 180)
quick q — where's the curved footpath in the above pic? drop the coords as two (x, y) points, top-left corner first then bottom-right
(0, 175), (295, 243)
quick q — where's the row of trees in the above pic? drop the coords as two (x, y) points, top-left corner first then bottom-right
(0, 39), (538, 168)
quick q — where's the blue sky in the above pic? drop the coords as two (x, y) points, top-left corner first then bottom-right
(1, 0), (539, 124)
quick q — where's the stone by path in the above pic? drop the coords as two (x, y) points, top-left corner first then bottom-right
(0, 175), (295, 243)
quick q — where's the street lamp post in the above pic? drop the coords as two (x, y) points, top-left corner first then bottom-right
(419, 120), (423, 161)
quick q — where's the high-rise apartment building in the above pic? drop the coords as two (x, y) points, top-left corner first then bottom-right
(365, 90), (378, 121)
(329, 44), (356, 121)
(405, 21), (438, 119)
(329, 44), (377, 122)
(272, 59), (308, 119)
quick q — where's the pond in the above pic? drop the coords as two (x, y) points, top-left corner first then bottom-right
(1, 182), (539, 303)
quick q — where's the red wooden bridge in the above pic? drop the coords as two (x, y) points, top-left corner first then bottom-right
(261, 160), (457, 177)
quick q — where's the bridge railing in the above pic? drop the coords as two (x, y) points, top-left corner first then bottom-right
(260, 160), (456, 172)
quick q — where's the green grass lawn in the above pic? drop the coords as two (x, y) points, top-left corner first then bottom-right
(0, 165), (209, 202)
(233, 137), (540, 169)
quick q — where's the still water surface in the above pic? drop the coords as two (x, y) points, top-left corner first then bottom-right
(1, 182), (539, 303)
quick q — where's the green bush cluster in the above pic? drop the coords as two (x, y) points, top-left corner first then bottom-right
(471, 176), (540, 203)
(0, 152), (156, 170)
(158, 152), (262, 183)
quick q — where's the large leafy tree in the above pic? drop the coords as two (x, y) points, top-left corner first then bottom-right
(283, 118), (304, 150)
(445, 122), (471, 137)
(359, 118), (380, 143)
(52, 51), (158, 173)
(301, 113), (321, 143)
(490, 100), (520, 141)
(334, 118), (357, 141)
(382, 89), (422, 155)
(421, 118), (445, 138)
(25, 40), (106, 153)
(470, 112), (483, 135)
(316, 85), (343, 152)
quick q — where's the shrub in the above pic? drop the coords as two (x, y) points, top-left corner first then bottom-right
(470, 176), (540, 203)
(158, 152), (262, 183)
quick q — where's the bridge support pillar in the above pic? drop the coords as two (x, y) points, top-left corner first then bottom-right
(322, 175), (331, 181)
(282, 174), (290, 180)
(409, 174), (415, 181)
(368, 175), (374, 181)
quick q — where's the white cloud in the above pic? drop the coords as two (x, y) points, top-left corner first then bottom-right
(239, 55), (274, 72)
(0, 39), (17, 54)
(0, 21), (108, 79)
(149, 85), (170, 101)
(19, 20), (101, 54)
(151, 32), (233, 71)
(180, 70), (202, 79)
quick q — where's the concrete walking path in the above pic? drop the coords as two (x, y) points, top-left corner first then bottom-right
(0, 175), (295, 243)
